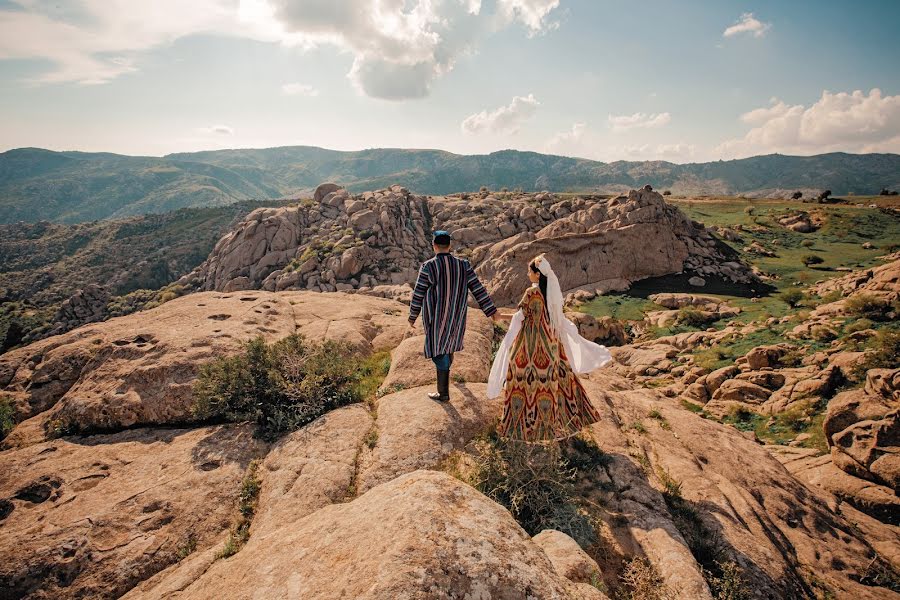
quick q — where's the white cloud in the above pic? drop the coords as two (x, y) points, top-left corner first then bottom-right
(622, 143), (696, 161)
(717, 88), (900, 158)
(608, 112), (671, 132)
(200, 124), (235, 135)
(0, 0), (562, 99)
(462, 94), (540, 135)
(281, 82), (318, 96)
(545, 122), (586, 153)
(723, 12), (771, 38)
(497, 0), (561, 33)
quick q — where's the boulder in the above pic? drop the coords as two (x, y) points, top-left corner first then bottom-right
(532, 529), (602, 583)
(126, 471), (577, 600)
(313, 182), (342, 203)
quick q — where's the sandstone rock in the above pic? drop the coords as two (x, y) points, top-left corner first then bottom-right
(313, 182), (342, 203)
(582, 372), (895, 598)
(1, 291), (408, 445)
(533, 529), (602, 583)
(380, 309), (493, 391)
(356, 383), (500, 493)
(127, 471), (577, 600)
(567, 312), (628, 346)
(0, 425), (266, 599)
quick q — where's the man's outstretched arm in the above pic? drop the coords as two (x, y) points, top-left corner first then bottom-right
(409, 264), (431, 325)
(465, 262), (498, 320)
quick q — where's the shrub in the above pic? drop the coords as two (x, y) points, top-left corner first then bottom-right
(0, 395), (16, 441)
(854, 328), (900, 378)
(677, 307), (710, 328)
(618, 557), (672, 600)
(845, 318), (875, 334)
(801, 239), (814, 248)
(192, 334), (365, 440)
(791, 191), (803, 200)
(844, 293), (896, 321)
(662, 190), (672, 196)
(468, 436), (596, 546)
(778, 288), (805, 308)
(801, 254), (824, 267)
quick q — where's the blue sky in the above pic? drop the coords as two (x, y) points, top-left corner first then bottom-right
(0, 0), (898, 162)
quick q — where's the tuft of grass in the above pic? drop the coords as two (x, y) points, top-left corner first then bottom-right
(855, 555), (900, 592)
(0, 395), (16, 441)
(562, 433), (612, 472)
(363, 426), (379, 449)
(176, 534), (197, 560)
(648, 409), (672, 430)
(630, 421), (648, 434)
(218, 459), (261, 559)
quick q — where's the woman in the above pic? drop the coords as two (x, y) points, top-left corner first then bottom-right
(488, 255), (611, 442)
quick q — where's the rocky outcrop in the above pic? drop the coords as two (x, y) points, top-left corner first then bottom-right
(2, 287), (898, 599)
(49, 284), (110, 334)
(0, 291), (408, 447)
(127, 470), (579, 600)
(825, 369), (900, 498)
(178, 185), (759, 306)
(0, 424), (266, 599)
(644, 292), (741, 327)
(778, 210), (820, 233)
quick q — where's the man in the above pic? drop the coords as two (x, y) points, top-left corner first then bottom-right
(409, 230), (500, 401)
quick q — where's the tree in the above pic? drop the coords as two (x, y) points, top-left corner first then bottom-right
(817, 190), (832, 203)
(791, 191), (803, 200)
(881, 188), (891, 196)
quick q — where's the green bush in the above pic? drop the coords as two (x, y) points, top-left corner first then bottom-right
(778, 288), (805, 308)
(845, 318), (875, 334)
(801, 254), (824, 267)
(192, 334), (365, 440)
(677, 307), (711, 328)
(0, 395), (16, 441)
(844, 293), (896, 321)
(854, 328), (900, 378)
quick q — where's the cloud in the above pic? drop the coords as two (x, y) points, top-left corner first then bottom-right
(200, 124), (235, 135)
(0, 0), (562, 99)
(622, 143), (696, 161)
(281, 82), (318, 96)
(497, 0), (561, 33)
(608, 112), (671, 132)
(723, 12), (771, 38)
(545, 122), (586, 152)
(716, 89), (900, 158)
(462, 94), (540, 135)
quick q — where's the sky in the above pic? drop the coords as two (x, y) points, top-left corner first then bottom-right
(0, 0), (898, 163)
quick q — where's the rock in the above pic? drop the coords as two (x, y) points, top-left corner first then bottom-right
(126, 471), (577, 600)
(778, 211), (819, 233)
(583, 373), (895, 598)
(0, 292), (408, 445)
(688, 276), (706, 287)
(739, 344), (796, 370)
(313, 182), (342, 203)
(349, 209), (378, 230)
(532, 529), (602, 583)
(356, 383), (500, 493)
(49, 284), (110, 334)
(0, 425), (266, 599)
(567, 312), (628, 346)
(380, 309), (493, 391)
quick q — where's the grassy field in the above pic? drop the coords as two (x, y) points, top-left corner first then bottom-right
(580, 197), (900, 329)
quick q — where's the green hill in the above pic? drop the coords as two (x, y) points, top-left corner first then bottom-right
(1, 146), (898, 224)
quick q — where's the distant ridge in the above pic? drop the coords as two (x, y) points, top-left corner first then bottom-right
(1, 145), (898, 223)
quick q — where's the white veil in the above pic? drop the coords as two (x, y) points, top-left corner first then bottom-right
(487, 256), (612, 399)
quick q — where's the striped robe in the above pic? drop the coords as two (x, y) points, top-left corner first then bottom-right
(409, 253), (497, 358)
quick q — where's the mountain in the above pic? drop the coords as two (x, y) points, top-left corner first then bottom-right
(1, 146), (899, 224)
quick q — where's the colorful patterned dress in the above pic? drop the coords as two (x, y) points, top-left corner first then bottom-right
(497, 286), (602, 442)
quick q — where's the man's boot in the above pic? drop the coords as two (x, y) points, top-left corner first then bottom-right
(428, 369), (451, 402)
